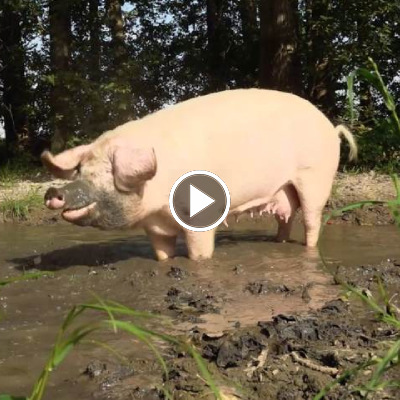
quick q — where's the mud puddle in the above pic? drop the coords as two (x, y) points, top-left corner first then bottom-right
(0, 221), (399, 399)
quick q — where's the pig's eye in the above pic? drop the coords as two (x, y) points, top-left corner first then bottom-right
(76, 164), (81, 174)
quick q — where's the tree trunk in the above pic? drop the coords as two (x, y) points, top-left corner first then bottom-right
(259, 0), (301, 94)
(238, 0), (259, 86)
(49, 0), (72, 153)
(88, 0), (103, 134)
(89, 0), (101, 83)
(206, 0), (227, 92)
(307, 0), (336, 117)
(105, 0), (133, 123)
(0, 0), (29, 158)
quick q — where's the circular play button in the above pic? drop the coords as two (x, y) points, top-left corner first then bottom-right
(169, 170), (231, 232)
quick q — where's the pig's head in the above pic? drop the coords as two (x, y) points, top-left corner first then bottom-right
(41, 138), (157, 229)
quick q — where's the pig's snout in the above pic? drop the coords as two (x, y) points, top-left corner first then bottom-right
(44, 187), (66, 209)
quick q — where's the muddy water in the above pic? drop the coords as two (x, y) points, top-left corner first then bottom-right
(0, 220), (399, 399)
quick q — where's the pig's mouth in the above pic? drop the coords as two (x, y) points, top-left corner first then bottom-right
(62, 202), (97, 223)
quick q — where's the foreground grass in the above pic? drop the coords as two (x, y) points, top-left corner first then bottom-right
(0, 294), (226, 400)
(0, 189), (43, 221)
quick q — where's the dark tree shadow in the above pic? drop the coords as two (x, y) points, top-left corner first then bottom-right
(9, 230), (302, 272)
(9, 235), (188, 271)
(216, 230), (302, 246)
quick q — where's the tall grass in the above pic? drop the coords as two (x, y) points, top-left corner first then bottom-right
(314, 58), (400, 399)
(345, 57), (400, 171)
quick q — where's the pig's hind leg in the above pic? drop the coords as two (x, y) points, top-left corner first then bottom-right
(294, 169), (335, 247)
(271, 184), (300, 243)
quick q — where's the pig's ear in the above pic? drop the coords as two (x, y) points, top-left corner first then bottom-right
(111, 146), (157, 192)
(41, 145), (91, 180)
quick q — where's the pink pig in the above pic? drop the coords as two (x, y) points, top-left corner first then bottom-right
(42, 89), (357, 261)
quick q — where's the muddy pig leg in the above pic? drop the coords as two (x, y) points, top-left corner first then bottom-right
(294, 170), (335, 247)
(274, 185), (300, 243)
(146, 231), (177, 261)
(185, 229), (216, 260)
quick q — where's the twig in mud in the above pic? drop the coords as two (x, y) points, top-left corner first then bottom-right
(244, 348), (269, 379)
(196, 374), (243, 399)
(290, 351), (339, 377)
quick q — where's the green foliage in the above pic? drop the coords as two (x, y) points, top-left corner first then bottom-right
(346, 57), (400, 171)
(1, 0), (399, 170)
(0, 189), (42, 220)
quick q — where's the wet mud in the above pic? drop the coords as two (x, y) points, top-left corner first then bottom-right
(0, 222), (400, 399)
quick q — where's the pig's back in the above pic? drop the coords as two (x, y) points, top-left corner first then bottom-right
(123, 89), (339, 207)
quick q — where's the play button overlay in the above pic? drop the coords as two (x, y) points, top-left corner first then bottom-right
(169, 170), (231, 232)
(190, 185), (215, 218)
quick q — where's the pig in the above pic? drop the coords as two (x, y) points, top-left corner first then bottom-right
(41, 88), (357, 261)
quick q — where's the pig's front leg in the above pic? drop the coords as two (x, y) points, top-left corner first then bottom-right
(184, 229), (216, 260)
(146, 231), (177, 261)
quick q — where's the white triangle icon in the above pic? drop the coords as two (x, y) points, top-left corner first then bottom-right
(190, 184), (215, 218)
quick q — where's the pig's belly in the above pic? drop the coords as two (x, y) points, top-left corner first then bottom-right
(214, 166), (293, 215)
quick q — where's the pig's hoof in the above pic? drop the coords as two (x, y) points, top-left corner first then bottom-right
(155, 251), (173, 261)
(188, 253), (213, 261)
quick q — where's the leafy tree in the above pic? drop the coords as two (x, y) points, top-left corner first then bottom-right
(0, 0), (398, 170)
(0, 0), (29, 157)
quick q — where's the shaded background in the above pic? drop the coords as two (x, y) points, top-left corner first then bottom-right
(0, 0), (399, 170)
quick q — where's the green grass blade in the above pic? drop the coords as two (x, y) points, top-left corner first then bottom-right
(365, 339), (400, 392)
(0, 272), (54, 287)
(313, 360), (376, 400)
(79, 301), (165, 320)
(390, 174), (400, 200)
(323, 200), (386, 224)
(52, 326), (100, 368)
(368, 57), (397, 113)
(182, 343), (223, 400)
(103, 320), (170, 378)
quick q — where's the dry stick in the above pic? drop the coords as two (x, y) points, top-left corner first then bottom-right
(244, 348), (269, 378)
(290, 351), (339, 377)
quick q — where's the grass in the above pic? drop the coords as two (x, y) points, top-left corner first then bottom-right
(0, 271), (55, 288)
(0, 189), (43, 221)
